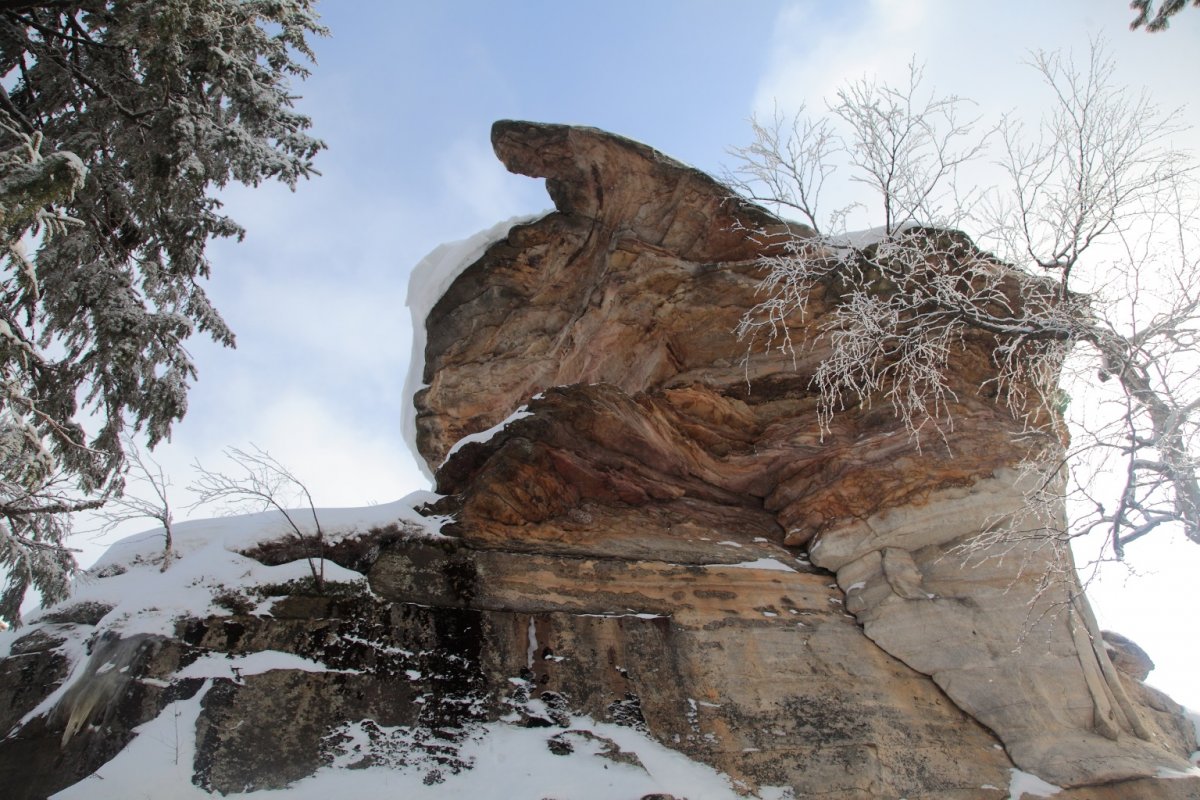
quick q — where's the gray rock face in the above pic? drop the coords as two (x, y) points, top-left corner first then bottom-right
(823, 473), (1190, 785)
(369, 536), (1019, 798)
(1, 122), (1197, 799)
(0, 626), (190, 798)
(1105, 630), (1157, 682)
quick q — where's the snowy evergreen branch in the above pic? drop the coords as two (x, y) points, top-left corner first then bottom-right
(0, 0), (326, 624)
(1130, 0), (1199, 31)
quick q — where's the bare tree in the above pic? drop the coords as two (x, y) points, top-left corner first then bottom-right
(190, 445), (326, 589)
(728, 40), (1200, 559)
(94, 443), (176, 571)
(725, 105), (841, 234)
(832, 61), (988, 236)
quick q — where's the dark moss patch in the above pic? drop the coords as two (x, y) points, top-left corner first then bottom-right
(239, 522), (427, 574)
(38, 602), (113, 626)
(254, 577), (368, 600)
(212, 590), (254, 615)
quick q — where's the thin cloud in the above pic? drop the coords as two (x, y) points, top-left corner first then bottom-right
(438, 136), (548, 232)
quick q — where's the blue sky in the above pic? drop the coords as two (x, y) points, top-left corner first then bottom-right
(77, 1), (1200, 707)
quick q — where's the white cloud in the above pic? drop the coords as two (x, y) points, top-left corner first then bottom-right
(172, 381), (429, 511)
(753, 0), (934, 114)
(217, 267), (411, 378)
(438, 136), (547, 232)
(239, 390), (427, 506)
(753, 0), (1200, 126)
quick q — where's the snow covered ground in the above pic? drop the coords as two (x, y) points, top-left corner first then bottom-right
(0, 494), (769, 799)
(52, 690), (761, 800)
(8, 489), (1192, 797)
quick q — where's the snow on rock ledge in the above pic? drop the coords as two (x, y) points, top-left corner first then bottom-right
(401, 214), (543, 483)
(3, 121), (1199, 800)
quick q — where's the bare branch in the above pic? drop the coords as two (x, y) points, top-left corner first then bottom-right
(95, 442), (176, 570)
(832, 60), (988, 234)
(725, 106), (840, 234)
(732, 38), (1200, 560)
(189, 445), (325, 588)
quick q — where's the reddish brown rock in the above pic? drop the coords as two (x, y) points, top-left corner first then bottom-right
(3, 121), (1196, 800)
(413, 120), (1200, 793)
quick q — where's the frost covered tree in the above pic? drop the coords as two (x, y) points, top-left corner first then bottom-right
(94, 441), (176, 571)
(727, 43), (1200, 563)
(0, 0), (325, 624)
(1130, 0), (1199, 31)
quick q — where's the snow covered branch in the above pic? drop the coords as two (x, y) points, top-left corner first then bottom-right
(190, 445), (326, 589)
(95, 443), (176, 571)
(732, 39), (1200, 556)
(0, 0), (326, 616)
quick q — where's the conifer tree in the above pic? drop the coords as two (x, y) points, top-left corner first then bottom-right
(1130, 0), (1199, 30)
(0, 0), (325, 624)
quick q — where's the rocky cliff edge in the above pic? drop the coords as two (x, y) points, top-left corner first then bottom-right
(0, 122), (1196, 800)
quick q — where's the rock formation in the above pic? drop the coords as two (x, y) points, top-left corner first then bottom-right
(416, 121), (1198, 791)
(1, 121), (1197, 799)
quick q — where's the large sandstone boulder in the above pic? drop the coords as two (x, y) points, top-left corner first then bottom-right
(414, 120), (1199, 791)
(1, 121), (1196, 799)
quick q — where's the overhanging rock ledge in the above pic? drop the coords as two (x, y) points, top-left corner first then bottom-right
(0, 121), (1195, 800)
(415, 119), (1199, 793)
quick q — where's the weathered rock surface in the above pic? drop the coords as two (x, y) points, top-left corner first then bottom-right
(414, 121), (1199, 792)
(1, 121), (1197, 799)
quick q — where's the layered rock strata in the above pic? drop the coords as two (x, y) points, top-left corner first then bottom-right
(1, 121), (1196, 800)
(413, 121), (1198, 789)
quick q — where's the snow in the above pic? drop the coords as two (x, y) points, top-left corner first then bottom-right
(441, 405), (533, 466)
(53, 680), (217, 799)
(176, 650), (361, 681)
(401, 214), (544, 482)
(720, 557), (798, 572)
(1007, 768), (1062, 798)
(53, 684), (758, 800)
(826, 221), (921, 250)
(828, 225), (893, 248)
(40, 494), (445, 643)
(526, 616), (538, 669)
(6, 624), (95, 733)
(87, 493), (443, 579)
(1, 491), (449, 740)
